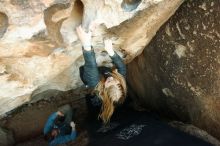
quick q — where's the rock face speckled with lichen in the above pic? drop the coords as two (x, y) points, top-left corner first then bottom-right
(127, 0), (220, 140)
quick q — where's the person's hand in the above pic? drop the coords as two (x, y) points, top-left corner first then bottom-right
(57, 111), (64, 116)
(76, 25), (92, 50)
(104, 39), (115, 56)
(70, 121), (75, 129)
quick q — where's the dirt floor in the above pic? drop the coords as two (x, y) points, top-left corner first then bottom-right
(16, 131), (89, 146)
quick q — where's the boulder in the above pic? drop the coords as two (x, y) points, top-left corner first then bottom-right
(127, 0), (220, 140)
(0, 0), (183, 115)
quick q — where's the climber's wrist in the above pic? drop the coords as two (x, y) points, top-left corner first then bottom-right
(107, 50), (115, 56)
(83, 43), (92, 51)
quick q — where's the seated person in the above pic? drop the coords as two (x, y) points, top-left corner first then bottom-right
(43, 104), (77, 146)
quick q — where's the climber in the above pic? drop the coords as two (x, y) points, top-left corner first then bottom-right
(76, 24), (127, 124)
(43, 104), (77, 146)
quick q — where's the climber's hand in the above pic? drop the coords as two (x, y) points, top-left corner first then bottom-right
(57, 111), (64, 116)
(104, 39), (115, 56)
(76, 25), (91, 51)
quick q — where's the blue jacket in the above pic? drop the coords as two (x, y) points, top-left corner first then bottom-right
(44, 112), (77, 146)
(80, 48), (126, 88)
(49, 131), (76, 146)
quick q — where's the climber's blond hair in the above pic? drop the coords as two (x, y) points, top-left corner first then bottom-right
(95, 69), (127, 124)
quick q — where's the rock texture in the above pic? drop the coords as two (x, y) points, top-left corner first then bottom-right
(170, 121), (220, 146)
(0, 127), (15, 146)
(0, 0), (183, 115)
(127, 0), (220, 140)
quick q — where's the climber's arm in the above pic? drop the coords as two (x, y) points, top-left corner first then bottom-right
(76, 25), (100, 87)
(104, 40), (126, 77)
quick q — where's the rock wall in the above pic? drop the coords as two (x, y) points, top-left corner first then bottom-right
(127, 0), (220, 140)
(0, 127), (14, 146)
(0, 0), (183, 116)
